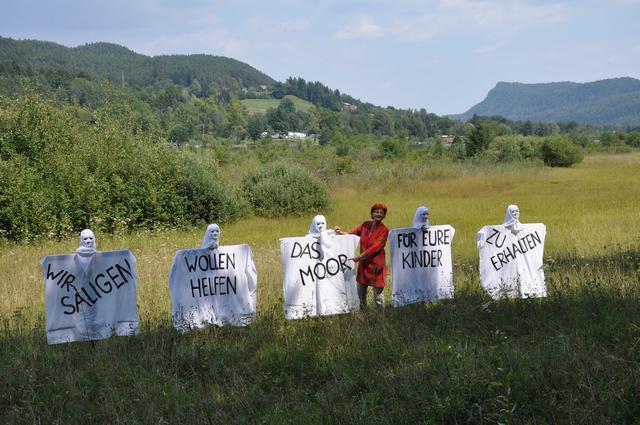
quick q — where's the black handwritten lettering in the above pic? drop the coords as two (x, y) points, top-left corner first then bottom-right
(422, 228), (451, 247)
(489, 231), (543, 271)
(397, 232), (417, 248)
(290, 242), (321, 260)
(184, 252), (237, 273)
(47, 264), (77, 293)
(106, 266), (125, 289)
(58, 257), (135, 314)
(94, 273), (113, 293)
(401, 249), (444, 269)
(115, 259), (133, 282)
(298, 254), (353, 286)
(61, 296), (76, 315)
(485, 228), (507, 248)
(190, 276), (238, 298)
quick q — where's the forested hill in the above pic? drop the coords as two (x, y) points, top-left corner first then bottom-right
(0, 36), (274, 94)
(453, 78), (640, 127)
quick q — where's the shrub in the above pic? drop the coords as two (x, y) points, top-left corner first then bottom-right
(0, 95), (245, 241)
(241, 162), (330, 216)
(626, 131), (640, 148)
(334, 157), (354, 175)
(378, 137), (407, 159)
(541, 136), (584, 167)
(484, 136), (544, 162)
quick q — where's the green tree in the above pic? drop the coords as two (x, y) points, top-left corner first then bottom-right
(279, 98), (296, 113)
(303, 107), (320, 134)
(169, 123), (190, 145)
(247, 113), (267, 141)
(373, 110), (394, 136)
(466, 122), (497, 157)
(226, 99), (248, 141)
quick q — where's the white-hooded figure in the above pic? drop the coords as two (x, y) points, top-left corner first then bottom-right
(307, 214), (328, 236)
(75, 229), (97, 277)
(477, 204), (523, 249)
(476, 204), (546, 299)
(307, 214), (335, 260)
(42, 228), (139, 344)
(412, 206), (431, 231)
(201, 224), (221, 250)
(503, 204), (523, 236)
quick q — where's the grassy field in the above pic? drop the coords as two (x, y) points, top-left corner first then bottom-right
(241, 95), (315, 114)
(1, 153), (639, 423)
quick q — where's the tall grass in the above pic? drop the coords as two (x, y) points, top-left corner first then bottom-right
(1, 153), (639, 423)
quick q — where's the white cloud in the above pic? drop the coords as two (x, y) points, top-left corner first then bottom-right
(390, 15), (443, 42)
(140, 28), (258, 58)
(333, 16), (384, 40)
(380, 79), (400, 89)
(384, 0), (568, 42)
(272, 18), (312, 33)
(474, 41), (507, 54)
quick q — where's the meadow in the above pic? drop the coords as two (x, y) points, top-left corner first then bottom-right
(1, 153), (639, 424)
(240, 95), (315, 114)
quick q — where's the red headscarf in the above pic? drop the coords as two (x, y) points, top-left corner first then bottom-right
(370, 202), (388, 218)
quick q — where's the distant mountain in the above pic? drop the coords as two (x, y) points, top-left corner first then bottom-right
(0, 36), (275, 93)
(452, 78), (640, 127)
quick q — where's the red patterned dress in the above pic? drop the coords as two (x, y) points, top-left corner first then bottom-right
(350, 221), (389, 288)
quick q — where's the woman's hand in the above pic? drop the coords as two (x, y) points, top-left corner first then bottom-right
(335, 226), (347, 235)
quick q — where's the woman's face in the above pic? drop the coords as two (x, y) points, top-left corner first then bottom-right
(509, 206), (520, 220)
(421, 211), (430, 223)
(371, 208), (385, 222)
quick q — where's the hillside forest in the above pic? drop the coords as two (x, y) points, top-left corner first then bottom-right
(1, 36), (639, 241)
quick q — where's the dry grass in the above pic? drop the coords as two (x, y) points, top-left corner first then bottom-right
(1, 152), (639, 423)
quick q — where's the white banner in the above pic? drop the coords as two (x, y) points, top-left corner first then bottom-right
(41, 250), (139, 345)
(477, 224), (547, 299)
(390, 225), (455, 307)
(169, 244), (257, 331)
(280, 234), (359, 320)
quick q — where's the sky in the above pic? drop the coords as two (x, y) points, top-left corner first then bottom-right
(2, 0), (639, 115)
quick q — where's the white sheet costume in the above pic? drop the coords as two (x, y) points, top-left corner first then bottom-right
(477, 205), (547, 299)
(390, 207), (455, 307)
(41, 229), (139, 344)
(281, 215), (359, 319)
(169, 224), (257, 331)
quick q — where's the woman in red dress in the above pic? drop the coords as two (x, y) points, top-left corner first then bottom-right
(336, 203), (389, 309)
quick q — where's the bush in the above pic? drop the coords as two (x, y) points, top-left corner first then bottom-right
(0, 95), (245, 241)
(378, 137), (407, 159)
(541, 136), (584, 167)
(484, 136), (543, 162)
(334, 157), (353, 175)
(241, 162), (330, 216)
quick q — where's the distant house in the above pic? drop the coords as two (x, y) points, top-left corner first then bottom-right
(343, 102), (357, 111)
(441, 134), (455, 146)
(258, 85), (268, 92)
(286, 132), (306, 140)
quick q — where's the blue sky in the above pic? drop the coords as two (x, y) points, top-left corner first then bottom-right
(2, 0), (639, 114)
